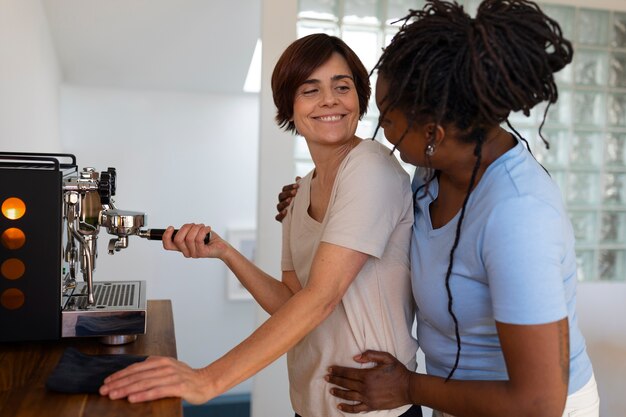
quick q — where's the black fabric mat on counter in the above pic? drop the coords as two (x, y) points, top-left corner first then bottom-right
(46, 347), (147, 394)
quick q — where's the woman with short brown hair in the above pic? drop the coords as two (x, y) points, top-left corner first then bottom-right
(101, 33), (420, 417)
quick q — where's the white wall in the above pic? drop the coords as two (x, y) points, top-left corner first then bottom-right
(577, 282), (626, 416)
(0, 0), (61, 151)
(251, 0), (297, 415)
(59, 85), (260, 394)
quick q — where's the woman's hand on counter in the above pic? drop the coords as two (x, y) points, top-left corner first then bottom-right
(99, 356), (215, 404)
(162, 224), (230, 259)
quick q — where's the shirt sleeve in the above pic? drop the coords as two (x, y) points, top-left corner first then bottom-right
(321, 149), (411, 259)
(483, 195), (569, 325)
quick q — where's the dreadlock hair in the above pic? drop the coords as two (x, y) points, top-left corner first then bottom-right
(375, 0), (573, 381)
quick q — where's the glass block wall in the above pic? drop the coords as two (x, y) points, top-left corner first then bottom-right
(510, 4), (626, 282)
(295, 0), (626, 282)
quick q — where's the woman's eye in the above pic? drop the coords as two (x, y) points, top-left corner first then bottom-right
(302, 89), (318, 96)
(336, 86), (350, 93)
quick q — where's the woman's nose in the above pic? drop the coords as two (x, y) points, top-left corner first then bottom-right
(319, 88), (338, 106)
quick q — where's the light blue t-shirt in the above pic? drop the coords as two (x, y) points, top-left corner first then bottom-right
(411, 140), (593, 394)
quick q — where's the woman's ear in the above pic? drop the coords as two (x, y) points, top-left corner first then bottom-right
(424, 122), (446, 146)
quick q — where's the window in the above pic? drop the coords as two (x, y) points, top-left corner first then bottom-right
(296, 0), (626, 281)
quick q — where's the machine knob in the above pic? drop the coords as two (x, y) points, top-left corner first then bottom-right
(98, 171), (112, 204)
(107, 167), (117, 196)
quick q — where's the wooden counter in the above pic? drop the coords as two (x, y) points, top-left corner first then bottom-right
(0, 299), (182, 417)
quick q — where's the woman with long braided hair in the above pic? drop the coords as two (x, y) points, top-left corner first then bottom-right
(276, 0), (600, 416)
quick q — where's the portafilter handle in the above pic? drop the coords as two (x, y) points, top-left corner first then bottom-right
(137, 228), (211, 244)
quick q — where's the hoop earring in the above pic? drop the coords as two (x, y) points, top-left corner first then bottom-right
(425, 143), (436, 156)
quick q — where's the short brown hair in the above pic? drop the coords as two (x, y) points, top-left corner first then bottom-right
(271, 34), (371, 134)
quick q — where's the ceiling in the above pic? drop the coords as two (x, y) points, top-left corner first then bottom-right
(41, 0), (261, 94)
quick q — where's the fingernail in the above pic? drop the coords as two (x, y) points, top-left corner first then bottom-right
(327, 367), (332, 372)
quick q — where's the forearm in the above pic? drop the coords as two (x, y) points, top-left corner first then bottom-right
(329, 322), (568, 416)
(409, 373), (565, 417)
(221, 245), (294, 314)
(198, 286), (336, 397)
(206, 243), (367, 398)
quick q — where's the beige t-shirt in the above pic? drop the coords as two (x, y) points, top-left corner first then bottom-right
(281, 139), (418, 417)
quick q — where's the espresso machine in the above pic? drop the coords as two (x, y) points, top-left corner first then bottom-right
(0, 152), (173, 344)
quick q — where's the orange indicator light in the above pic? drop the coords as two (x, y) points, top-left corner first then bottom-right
(1, 228), (26, 250)
(1, 197), (26, 220)
(1, 258), (25, 280)
(1, 288), (25, 310)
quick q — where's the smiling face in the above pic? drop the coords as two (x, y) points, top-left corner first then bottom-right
(375, 76), (430, 166)
(291, 53), (360, 147)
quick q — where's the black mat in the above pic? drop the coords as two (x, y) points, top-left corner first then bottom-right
(46, 347), (147, 393)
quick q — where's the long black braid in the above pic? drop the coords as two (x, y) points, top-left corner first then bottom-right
(373, 0), (573, 380)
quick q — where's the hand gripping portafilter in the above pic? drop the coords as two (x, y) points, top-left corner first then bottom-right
(100, 210), (211, 254)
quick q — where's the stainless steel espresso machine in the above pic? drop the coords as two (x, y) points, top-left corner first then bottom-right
(0, 152), (172, 344)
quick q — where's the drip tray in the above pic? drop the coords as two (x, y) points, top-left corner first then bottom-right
(61, 280), (147, 339)
(69, 281), (142, 310)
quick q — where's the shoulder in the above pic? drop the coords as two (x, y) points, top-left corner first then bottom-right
(349, 138), (393, 159)
(487, 194), (564, 228)
(478, 143), (566, 214)
(472, 145), (573, 246)
(481, 191), (573, 264)
(332, 140), (412, 210)
(342, 139), (408, 181)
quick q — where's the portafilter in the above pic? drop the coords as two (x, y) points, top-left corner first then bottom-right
(100, 209), (210, 254)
